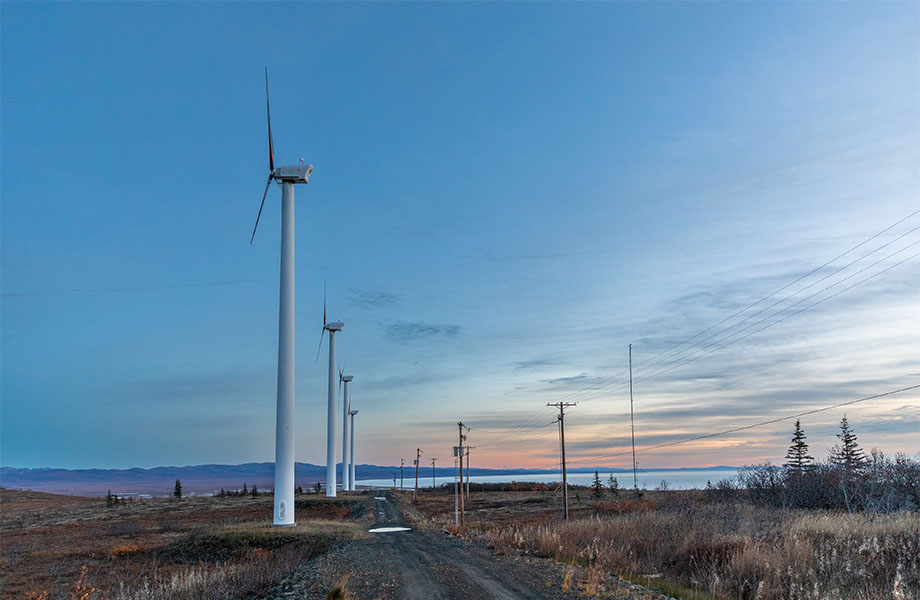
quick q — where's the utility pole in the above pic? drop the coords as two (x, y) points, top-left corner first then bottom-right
(453, 450), (460, 526)
(629, 343), (638, 496)
(458, 422), (467, 526)
(465, 446), (475, 498)
(400, 458), (405, 491)
(414, 448), (421, 502)
(430, 457), (438, 489)
(548, 402), (576, 520)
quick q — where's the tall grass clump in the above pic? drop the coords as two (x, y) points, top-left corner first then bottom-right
(481, 503), (919, 599)
(109, 526), (335, 600)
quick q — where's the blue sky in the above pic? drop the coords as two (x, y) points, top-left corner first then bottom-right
(2, 2), (917, 470)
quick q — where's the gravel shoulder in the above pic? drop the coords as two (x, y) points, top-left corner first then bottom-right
(264, 493), (671, 599)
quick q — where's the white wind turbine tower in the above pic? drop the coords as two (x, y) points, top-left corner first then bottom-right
(315, 290), (344, 497)
(348, 409), (359, 490)
(339, 369), (354, 491)
(249, 68), (313, 527)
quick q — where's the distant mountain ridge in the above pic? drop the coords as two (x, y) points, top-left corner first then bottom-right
(0, 463), (739, 497)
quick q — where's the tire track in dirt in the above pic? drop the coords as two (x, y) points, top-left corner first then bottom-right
(265, 493), (667, 600)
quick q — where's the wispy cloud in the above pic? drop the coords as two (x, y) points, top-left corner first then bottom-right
(102, 372), (264, 406)
(485, 249), (593, 262)
(349, 288), (399, 308)
(542, 373), (607, 389)
(513, 356), (566, 371)
(384, 321), (460, 343)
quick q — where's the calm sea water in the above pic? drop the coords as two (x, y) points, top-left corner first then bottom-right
(357, 468), (740, 491)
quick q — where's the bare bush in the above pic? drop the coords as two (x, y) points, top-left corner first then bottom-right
(735, 453), (920, 513)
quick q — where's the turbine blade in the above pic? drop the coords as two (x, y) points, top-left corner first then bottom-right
(250, 174), (273, 244)
(265, 67), (274, 174)
(323, 281), (327, 326)
(315, 328), (326, 363)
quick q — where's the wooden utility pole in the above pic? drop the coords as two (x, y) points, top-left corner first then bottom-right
(458, 422), (467, 525)
(430, 457), (438, 488)
(413, 448), (421, 502)
(629, 343), (638, 496)
(548, 402), (576, 519)
(453, 452), (459, 526)
(400, 458), (405, 491)
(465, 446), (475, 498)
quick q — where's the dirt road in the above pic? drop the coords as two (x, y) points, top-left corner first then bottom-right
(265, 493), (665, 600)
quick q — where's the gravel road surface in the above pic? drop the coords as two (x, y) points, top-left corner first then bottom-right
(264, 493), (671, 600)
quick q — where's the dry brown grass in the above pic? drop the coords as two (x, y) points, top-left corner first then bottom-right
(0, 488), (370, 600)
(412, 490), (920, 600)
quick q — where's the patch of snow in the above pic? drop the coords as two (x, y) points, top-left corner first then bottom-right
(368, 526), (411, 533)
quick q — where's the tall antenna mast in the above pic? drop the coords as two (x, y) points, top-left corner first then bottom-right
(629, 343), (638, 495)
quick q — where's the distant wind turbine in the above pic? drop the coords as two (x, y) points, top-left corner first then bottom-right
(249, 68), (313, 527)
(339, 370), (354, 491)
(316, 288), (344, 497)
(349, 409), (359, 490)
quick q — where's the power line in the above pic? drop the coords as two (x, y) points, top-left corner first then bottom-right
(1, 278), (270, 297)
(628, 210), (920, 377)
(630, 231), (920, 379)
(628, 246), (920, 388)
(565, 383), (920, 466)
(554, 242), (919, 408)
(460, 209), (920, 447)
(543, 209), (920, 407)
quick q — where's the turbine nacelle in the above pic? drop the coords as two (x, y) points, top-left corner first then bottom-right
(274, 164), (313, 184)
(341, 374), (354, 383)
(324, 320), (344, 332)
(349, 410), (359, 416)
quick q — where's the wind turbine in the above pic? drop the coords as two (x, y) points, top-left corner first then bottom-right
(339, 369), (354, 491)
(316, 290), (344, 497)
(348, 409), (359, 490)
(250, 68), (313, 527)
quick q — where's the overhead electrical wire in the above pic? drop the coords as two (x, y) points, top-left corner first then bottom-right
(625, 246), (920, 388)
(564, 383), (920, 466)
(627, 208), (920, 376)
(626, 230), (920, 384)
(1, 278), (270, 297)
(463, 209), (919, 445)
(542, 215), (920, 407)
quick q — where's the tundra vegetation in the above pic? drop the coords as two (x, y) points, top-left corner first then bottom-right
(0, 489), (368, 600)
(412, 418), (919, 600)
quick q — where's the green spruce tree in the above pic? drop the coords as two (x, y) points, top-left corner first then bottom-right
(173, 479), (182, 499)
(592, 470), (604, 499)
(784, 420), (814, 473)
(830, 415), (868, 472)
